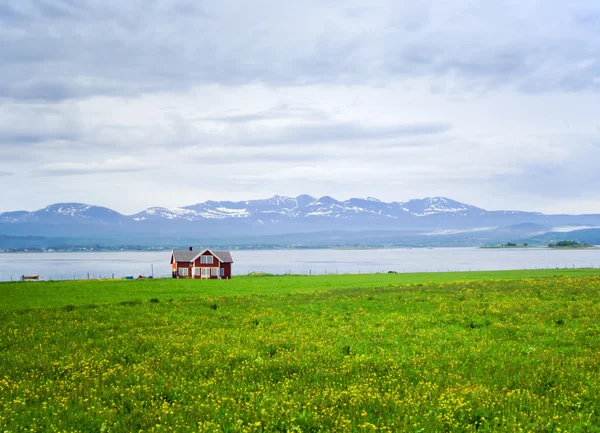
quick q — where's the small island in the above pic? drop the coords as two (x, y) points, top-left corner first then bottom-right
(548, 240), (596, 249)
(481, 242), (536, 249)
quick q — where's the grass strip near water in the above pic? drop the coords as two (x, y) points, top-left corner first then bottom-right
(1, 273), (599, 432)
(2, 268), (600, 311)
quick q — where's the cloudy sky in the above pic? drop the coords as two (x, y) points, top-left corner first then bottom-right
(1, 0), (599, 215)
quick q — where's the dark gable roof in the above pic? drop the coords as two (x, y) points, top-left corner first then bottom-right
(172, 249), (234, 263)
(172, 250), (197, 263)
(212, 250), (234, 263)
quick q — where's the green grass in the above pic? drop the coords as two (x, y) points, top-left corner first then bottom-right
(1, 271), (600, 432)
(2, 267), (600, 311)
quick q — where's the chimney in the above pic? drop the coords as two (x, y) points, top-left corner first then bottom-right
(189, 246), (193, 251)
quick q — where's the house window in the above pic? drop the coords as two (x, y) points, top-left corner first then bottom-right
(211, 267), (219, 277)
(178, 267), (188, 277)
(200, 255), (213, 264)
(220, 268), (225, 277)
(201, 268), (210, 278)
(194, 268), (201, 276)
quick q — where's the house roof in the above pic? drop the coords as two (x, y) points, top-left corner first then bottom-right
(172, 249), (234, 263)
(172, 250), (197, 263)
(211, 250), (234, 263)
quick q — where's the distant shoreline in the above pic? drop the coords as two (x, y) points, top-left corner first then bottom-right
(548, 245), (599, 250)
(2, 244), (600, 254)
(481, 245), (599, 250)
(480, 246), (541, 249)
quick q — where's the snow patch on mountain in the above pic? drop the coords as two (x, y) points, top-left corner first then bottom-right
(134, 207), (199, 221)
(306, 209), (334, 216)
(194, 207), (250, 219)
(136, 206), (251, 221)
(211, 207), (250, 218)
(42, 204), (94, 217)
(403, 197), (481, 217)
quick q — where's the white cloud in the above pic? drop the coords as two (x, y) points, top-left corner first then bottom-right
(35, 157), (156, 176)
(1, 1), (600, 214)
(551, 225), (600, 233)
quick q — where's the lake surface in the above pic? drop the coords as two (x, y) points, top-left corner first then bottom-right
(1, 247), (600, 281)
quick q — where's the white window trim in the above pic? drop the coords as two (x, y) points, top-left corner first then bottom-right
(211, 267), (219, 277)
(200, 255), (214, 264)
(201, 268), (210, 278)
(193, 267), (201, 276)
(178, 267), (189, 277)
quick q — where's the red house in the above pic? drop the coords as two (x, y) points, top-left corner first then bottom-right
(170, 248), (234, 279)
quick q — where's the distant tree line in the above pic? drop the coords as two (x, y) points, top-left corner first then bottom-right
(548, 240), (587, 248)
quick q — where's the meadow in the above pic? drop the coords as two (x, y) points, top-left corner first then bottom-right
(2, 268), (600, 311)
(1, 270), (599, 432)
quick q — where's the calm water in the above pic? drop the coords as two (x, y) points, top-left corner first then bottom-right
(1, 247), (600, 281)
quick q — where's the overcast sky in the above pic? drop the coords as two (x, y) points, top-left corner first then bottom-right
(1, 0), (599, 215)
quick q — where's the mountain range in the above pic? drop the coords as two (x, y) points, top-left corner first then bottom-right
(1, 195), (599, 248)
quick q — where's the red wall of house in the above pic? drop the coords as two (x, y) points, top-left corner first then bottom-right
(193, 252), (220, 279)
(192, 251), (220, 267)
(176, 262), (192, 278)
(222, 262), (232, 279)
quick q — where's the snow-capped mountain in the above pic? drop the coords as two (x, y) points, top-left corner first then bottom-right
(129, 195), (484, 223)
(0, 203), (126, 224)
(400, 197), (485, 217)
(2, 195), (600, 242)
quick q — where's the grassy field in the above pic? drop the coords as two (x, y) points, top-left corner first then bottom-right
(2, 268), (600, 311)
(1, 271), (600, 432)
